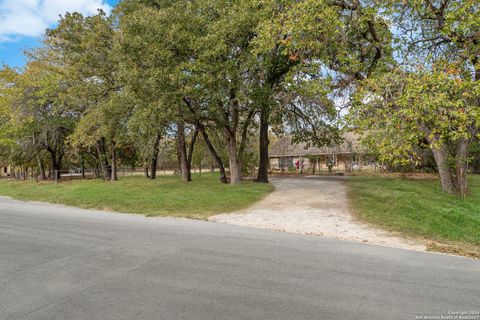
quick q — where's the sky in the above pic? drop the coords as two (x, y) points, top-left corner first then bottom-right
(0, 0), (119, 67)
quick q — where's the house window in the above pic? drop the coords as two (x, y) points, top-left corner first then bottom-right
(279, 157), (294, 169)
(3, 167), (6, 174)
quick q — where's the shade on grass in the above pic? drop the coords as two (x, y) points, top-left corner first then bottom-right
(347, 175), (480, 246)
(0, 174), (274, 219)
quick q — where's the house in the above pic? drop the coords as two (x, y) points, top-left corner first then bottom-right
(269, 132), (377, 173)
(0, 163), (11, 177)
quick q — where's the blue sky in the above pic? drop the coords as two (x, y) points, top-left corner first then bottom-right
(0, 0), (119, 68)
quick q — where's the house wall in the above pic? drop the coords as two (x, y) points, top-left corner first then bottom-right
(0, 166), (10, 177)
(270, 153), (378, 173)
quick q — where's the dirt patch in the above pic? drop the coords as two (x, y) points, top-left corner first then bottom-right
(210, 176), (425, 251)
(427, 242), (480, 259)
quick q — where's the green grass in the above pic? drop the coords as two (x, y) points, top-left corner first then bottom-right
(347, 175), (480, 251)
(0, 174), (274, 219)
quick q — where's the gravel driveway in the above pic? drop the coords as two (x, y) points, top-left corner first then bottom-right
(211, 176), (425, 251)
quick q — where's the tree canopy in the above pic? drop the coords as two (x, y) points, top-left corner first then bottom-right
(0, 0), (478, 196)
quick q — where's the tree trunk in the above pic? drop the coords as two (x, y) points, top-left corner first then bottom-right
(177, 121), (190, 182)
(227, 132), (242, 184)
(94, 166), (99, 179)
(431, 143), (456, 194)
(53, 165), (61, 181)
(96, 139), (110, 179)
(81, 159), (85, 179)
(432, 139), (470, 196)
(37, 156), (46, 180)
(47, 148), (62, 181)
(256, 109), (270, 183)
(111, 141), (118, 181)
(186, 125), (199, 181)
(150, 132), (161, 180)
(182, 96), (227, 183)
(144, 166), (150, 178)
(455, 138), (469, 197)
(200, 126), (227, 184)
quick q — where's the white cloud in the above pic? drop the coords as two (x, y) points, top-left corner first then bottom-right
(0, 0), (112, 42)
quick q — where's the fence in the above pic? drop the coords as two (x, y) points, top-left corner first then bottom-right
(53, 167), (188, 182)
(7, 167), (180, 183)
(270, 162), (386, 175)
(52, 168), (132, 182)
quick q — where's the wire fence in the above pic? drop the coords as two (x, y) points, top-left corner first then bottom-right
(5, 162), (386, 183)
(53, 168), (133, 182)
(7, 167), (183, 182)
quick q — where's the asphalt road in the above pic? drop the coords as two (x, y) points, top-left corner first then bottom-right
(1, 197), (479, 320)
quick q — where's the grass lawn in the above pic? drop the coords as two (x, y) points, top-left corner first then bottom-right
(0, 173), (274, 219)
(347, 174), (480, 256)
